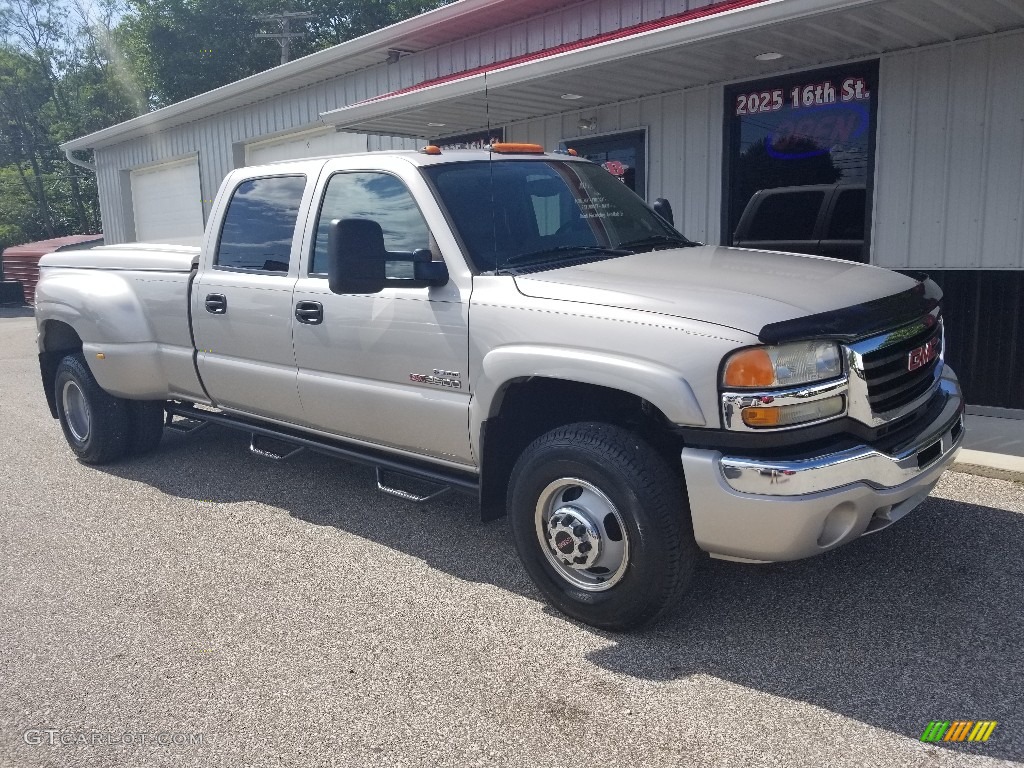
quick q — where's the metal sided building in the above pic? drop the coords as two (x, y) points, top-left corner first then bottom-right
(62, 0), (1024, 412)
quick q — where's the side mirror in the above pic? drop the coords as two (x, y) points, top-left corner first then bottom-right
(653, 198), (674, 227)
(327, 218), (386, 295)
(412, 249), (449, 287)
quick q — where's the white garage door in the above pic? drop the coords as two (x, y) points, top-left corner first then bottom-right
(245, 129), (367, 165)
(130, 157), (205, 245)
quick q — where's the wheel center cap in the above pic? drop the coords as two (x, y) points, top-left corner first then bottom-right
(554, 531), (575, 554)
(546, 507), (601, 570)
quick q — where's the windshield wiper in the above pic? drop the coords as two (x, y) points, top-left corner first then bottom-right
(502, 244), (631, 268)
(616, 234), (696, 252)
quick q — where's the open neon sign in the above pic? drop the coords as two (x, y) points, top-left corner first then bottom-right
(766, 101), (870, 160)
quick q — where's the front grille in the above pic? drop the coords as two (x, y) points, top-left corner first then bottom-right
(861, 319), (942, 414)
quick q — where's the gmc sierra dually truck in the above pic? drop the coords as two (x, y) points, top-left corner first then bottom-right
(35, 145), (964, 630)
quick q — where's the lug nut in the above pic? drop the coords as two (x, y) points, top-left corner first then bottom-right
(578, 542), (591, 553)
(573, 525), (586, 537)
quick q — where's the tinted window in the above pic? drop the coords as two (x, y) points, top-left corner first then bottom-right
(311, 172), (430, 275)
(724, 62), (878, 260)
(215, 176), (305, 271)
(828, 188), (866, 240)
(746, 191), (824, 241)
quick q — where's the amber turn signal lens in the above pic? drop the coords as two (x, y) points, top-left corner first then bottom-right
(488, 142), (545, 154)
(723, 348), (775, 388)
(741, 407), (782, 427)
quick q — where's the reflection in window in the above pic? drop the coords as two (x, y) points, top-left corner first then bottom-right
(311, 173), (429, 274)
(747, 191), (824, 241)
(215, 176), (306, 271)
(725, 64), (877, 260)
(828, 188), (866, 240)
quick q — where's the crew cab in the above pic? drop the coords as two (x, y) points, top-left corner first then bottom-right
(34, 145), (964, 630)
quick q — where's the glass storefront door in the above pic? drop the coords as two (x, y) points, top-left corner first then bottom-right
(724, 62), (878, 262)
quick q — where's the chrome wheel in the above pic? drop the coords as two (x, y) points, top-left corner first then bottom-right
(535, 477), (630, 592)
(62, 379), (91, 442)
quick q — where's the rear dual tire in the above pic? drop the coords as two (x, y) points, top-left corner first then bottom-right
(54, 354), (164, 464)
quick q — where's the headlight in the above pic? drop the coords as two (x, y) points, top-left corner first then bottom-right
(722, 341), (843, 389)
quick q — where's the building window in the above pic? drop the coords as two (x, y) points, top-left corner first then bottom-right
(724, 62), (878, 262)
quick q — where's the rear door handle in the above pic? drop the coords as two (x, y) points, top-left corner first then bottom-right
(295, 301), (323, 325)
(205, 294), (227, 314)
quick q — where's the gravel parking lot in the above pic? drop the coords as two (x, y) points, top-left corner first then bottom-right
(1, 309), (1022, 768)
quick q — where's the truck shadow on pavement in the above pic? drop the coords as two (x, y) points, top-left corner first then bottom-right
(101, 426), (1023, 760)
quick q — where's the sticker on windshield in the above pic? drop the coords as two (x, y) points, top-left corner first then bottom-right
(578, 193), (624, 219)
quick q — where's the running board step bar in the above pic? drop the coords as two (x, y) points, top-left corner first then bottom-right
(250, 434), (305, 461)
(164, 402), (477, 500)
(376, 468), (450, 504)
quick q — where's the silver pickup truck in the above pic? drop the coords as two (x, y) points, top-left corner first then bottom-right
(35, 145), (963, 630)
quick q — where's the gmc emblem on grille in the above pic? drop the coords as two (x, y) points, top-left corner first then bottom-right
(907, 337), (940, 372)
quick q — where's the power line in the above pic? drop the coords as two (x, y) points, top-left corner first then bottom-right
(255, 12), (316, 65)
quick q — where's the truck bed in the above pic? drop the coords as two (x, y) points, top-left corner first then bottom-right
(36, 243), (206, 403)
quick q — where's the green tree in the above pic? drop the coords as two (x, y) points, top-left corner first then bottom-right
(0, 0), (143, 246)
(120, 0), (453, 107)
(301, 0), (451, 52)
(119, 0), (278, 107)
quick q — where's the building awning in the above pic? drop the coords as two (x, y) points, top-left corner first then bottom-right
(320, 0), (1024, 139)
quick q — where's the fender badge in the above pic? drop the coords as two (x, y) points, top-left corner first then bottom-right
(410, 373), (461, 389)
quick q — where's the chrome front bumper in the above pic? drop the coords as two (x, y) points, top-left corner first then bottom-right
(681, 369), (963, 563)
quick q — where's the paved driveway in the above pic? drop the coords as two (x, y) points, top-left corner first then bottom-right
(1, 311), (1021, 767)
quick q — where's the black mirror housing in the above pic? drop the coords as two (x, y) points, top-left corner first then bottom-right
(412, 249), (449, 286)
(652, 198), (674, 227)
(327, 218), (386, 295)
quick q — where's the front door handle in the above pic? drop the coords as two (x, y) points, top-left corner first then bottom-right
(205, 293), (227, 314)
(295, 300), (323, 325)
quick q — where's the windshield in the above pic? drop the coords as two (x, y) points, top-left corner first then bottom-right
(422, 159), (694, 273)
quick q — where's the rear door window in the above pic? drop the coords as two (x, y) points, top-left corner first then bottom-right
(746, 191), (825, 241)
(215, 175), (306, 272)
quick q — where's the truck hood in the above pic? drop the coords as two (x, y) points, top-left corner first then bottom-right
(512, 245), (920, 337)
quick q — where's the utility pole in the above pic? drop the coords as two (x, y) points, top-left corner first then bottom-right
(256, 11), (316, 65)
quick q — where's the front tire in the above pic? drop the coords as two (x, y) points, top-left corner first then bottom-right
(508, 422), (697, 631)
(54, 354), (130, 464)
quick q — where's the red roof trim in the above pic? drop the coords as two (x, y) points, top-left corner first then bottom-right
(357, 0), (770, 107)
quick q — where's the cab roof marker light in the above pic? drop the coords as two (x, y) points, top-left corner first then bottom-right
(419, 145), (442, 155)
(552, 148), (578, 156)
(486, 143), (545, 154)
